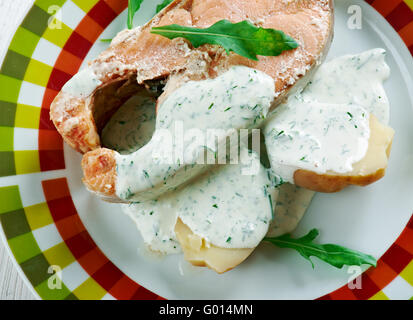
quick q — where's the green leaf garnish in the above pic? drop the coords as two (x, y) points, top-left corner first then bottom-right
(264, 229), (377, 269)
(128, 0), (144, 29)
(151, 19), (299, 61)
(100, 38), (112, 43)
(156, 0), (174, 13)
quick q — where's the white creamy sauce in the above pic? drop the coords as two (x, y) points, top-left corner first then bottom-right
(264, 49), (390, 183)
(101, 95), (156, 154)
(115, 66), (275, 202)
(112, 49), (391, 255)
(264, 100), (371, 182)
(267, 183), (315, 238)
(303, 48), (390, 125)
(62, 67), (102, 97)
(123, 149), (275, 253)
(122, 194), (181, 254)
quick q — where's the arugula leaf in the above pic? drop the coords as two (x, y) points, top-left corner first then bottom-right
(264, 229), (377, 269)
(128, 0), (144, 29)
(151, 20), (299, 61)
(156, 0), (174, 13)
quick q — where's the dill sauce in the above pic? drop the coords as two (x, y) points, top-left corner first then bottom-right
(264, 49), (390, 183)
(123, 150), (275, 253)
(117, 49), (390, 254)
(115, 66), (275, 202)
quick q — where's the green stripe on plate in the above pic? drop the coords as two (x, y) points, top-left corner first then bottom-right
(0, 152), (16, 177)
(35, 0), (67, 12)
(0, 209), (31, 240)
(8, 232), (42, 264)
(0, 101), (17, 127)
(0, 50), (31, 80)
(0, 186), (22, 214)
(0, 127), (14, 152)
(20, 253), (52, 287)
(35, 278), (72, 300)
(0, 74), (22, 103)
(8, 27), (41, 58)
(21, 5), (52, 37)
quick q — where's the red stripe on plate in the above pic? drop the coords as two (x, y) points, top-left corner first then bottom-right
(47, 68), (73, 92)
(39, 108), (55, 130)
(365, 260), (399, 290)
(47, 196), (78, 222)
(39, 150), (65, 172)
(41, 178), (163, 300)
(88, 1), (117, 29)
(351, 273), (381, 300)
(38, 129), (63, 150)
(54, 50), (83, 77)
(103, 0), (128, 15)
(92, 262), (124, 291)
(42, 178), (71, 200)
(328, 285), (358, 300)
(77, 247), (110, 275)
(319, 214), (413, 299)
(63, 31), (93, 60)
(65, 231), (97, 259)
(76, 15), (104, 44)
(131, 286), (160, 301)
(407, 215), (413, 229)
(41, 88), (59, 110)
(381, 243), (413, 274)
(55, 214), (87, 240)
(109, 276), (141, 300)
(385, 2), (413, 31)
(370, 0), (404, 17)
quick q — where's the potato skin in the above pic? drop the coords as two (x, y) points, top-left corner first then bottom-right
(292, 115), (394, 193)
(293, 168), (386, 193)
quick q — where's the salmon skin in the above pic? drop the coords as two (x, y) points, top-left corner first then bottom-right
(50, 0), (334, 154)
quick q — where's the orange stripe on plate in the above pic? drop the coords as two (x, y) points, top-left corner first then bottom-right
(109, 276), (140, 300)
(103, 0), (128, 15)
(76, 15), (104, 44)
(365, 260), (399, 289)
(399, 21), (413, 47)
(42, 88), (60, 110)
(371, 0), (404, 16)
(55, 214), (87, 240)
(328, 285), (358, 300)
(38, 129), (63, 150)
(77, 246), (110, 275)
(395, 227), (413, 255)
(54, 50), (83, 77)
(42, 178), (71, 201)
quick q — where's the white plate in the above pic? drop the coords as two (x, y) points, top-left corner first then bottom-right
(1, 0), (413, 300)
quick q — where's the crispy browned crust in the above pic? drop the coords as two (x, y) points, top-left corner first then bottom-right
(81, 148), (117, 199)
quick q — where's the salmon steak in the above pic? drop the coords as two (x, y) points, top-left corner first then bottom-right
(50, 0), (334, 154)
